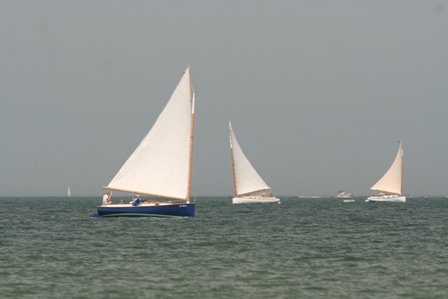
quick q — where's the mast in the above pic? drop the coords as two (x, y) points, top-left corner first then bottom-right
(400, 140), (404, 195)
(229, 122), (238, 196)
(187, 83), (195, 202)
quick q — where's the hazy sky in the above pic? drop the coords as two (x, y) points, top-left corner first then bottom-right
(1, 1), (447, 196)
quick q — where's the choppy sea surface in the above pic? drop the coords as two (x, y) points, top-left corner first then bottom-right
(1, 196), (447, 299)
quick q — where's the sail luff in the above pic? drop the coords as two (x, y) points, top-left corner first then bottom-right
(370, 140), (404, 195)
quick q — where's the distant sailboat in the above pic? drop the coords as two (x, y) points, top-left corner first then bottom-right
(229, 122), (280, 204)
(67, 186), (71, 197)
(96, 66), (196, 217)
(366, 140), (406, 203)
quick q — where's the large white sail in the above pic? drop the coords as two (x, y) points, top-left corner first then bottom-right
(370, 141), (403, 195)
(229, 122), (270, 196)
(106, 67), (194, 200)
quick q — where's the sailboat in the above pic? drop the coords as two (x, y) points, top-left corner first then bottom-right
(67, 185), (71, 197)
(96, 66), (196, 217)
(229, 122), (280, 204)
(366, 140), (406, 203)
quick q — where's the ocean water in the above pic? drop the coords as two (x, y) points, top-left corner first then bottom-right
(0, 197), (447, 299)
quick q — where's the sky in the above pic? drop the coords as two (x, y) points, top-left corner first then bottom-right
(1, 1), (447, 197)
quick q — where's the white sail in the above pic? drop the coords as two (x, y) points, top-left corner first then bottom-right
(67, 186), (71, 197)
(370, 141), (403, 195)
(229, 122), (270, 196)
(106, 67), (194, 200)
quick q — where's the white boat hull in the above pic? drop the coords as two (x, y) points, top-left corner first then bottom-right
(343, 199), (355, 203)
(232, 196), (280, 204)
(365, 195), (406, 203)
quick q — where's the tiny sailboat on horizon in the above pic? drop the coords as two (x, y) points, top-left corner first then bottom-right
(229, 122), (280, 204)
(67, 185), (71, 197)
(96, 66), (196, 217)
(366, 140), (406, 203)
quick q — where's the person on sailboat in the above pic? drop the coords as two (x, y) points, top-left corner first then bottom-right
(102, 193), (112, 205)
(131, 195), (142, 206)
